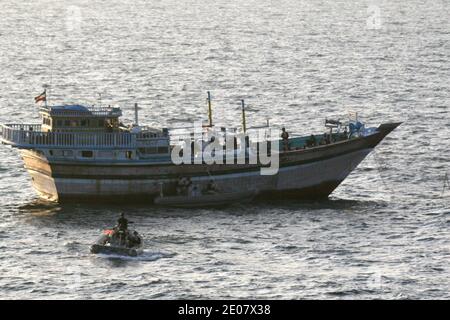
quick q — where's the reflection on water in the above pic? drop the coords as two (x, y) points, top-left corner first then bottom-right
(17, 199), (62, 217)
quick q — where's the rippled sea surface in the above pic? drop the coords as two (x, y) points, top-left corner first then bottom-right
(0, 0), (449, 299)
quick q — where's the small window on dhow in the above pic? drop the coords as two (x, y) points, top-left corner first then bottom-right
(81, 150), (93, 158)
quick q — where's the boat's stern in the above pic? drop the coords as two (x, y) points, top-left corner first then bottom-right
(20, 149), (59, 201)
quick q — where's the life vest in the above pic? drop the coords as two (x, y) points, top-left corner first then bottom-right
(103, 229), (115, 236)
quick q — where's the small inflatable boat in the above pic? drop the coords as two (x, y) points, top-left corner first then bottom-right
(154, 190), (256, 208)
(90, 229), (143, 257)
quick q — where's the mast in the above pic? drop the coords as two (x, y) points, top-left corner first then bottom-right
(207, 91), (213, 127)
(241, 99), (247, 133)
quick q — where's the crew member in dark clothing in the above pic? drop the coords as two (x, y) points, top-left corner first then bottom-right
(307, 134), (316, 147)
(114, 213), (129, 246)
(343, 126), (348, 140)
(206, 179), (218, 194)
(132, 231), (141, 245)
(117, 213), (129, 231)
(281, 127), (290, 151)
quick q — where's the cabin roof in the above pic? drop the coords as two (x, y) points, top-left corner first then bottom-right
(40, 105), (122, 118)
(50, 105), (91, 113)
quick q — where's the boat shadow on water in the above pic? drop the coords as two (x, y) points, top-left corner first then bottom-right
(256, 196), (389, 210)
(15, 195), (389, 219)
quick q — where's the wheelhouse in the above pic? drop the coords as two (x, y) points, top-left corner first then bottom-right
(40, 105), (122, 133)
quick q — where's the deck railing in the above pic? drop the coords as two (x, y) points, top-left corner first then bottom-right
(0, 124), (168, 149)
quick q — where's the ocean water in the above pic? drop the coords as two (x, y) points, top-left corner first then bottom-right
(0, 0), (449, 299)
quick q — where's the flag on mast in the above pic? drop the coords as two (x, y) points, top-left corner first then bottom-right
(34, 90), (46, 103)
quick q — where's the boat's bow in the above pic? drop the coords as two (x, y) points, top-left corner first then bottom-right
(365, 122), (402, 148)
(377, 122), (403, 135)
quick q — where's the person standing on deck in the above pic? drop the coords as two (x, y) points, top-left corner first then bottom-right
(281, 127), (290, 151)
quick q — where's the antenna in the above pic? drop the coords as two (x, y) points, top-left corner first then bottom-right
(134, 103), (139, 126)
(43, 84), (50, 107)
(47, 35), (56, 107)
(241, 99), (247, 133)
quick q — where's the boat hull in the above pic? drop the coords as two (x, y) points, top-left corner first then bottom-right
(19, 123), (400, 202)
(23, 147), (372, 202)
(90, 244), (143, 257)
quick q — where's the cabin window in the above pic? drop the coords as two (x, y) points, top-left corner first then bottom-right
(49, 150), (54, 156)
(158, 146), (169, 154)
(56, 120), (62, 127)
(81, 150), (93, 158)
(126, 151), (133, 159)
(70, 120), (78, 127)
(98, 119), (104, 127)
(80, 120), (87, 126)
(64, 120), (70, 126)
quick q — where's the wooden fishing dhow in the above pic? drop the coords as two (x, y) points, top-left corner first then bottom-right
(0, 93), (401, 202)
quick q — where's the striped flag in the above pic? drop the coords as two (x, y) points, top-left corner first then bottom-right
(34, 90), (46, 103)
